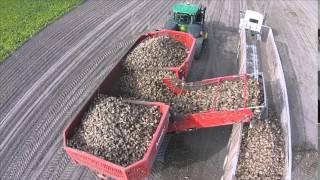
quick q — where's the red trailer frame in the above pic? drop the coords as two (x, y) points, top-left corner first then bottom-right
(126, 30), (196, 80)
(64, 101), (170, 180)
(163, 74), (255, 133)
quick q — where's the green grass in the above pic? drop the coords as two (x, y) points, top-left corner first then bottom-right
(0, 0), (84, 62)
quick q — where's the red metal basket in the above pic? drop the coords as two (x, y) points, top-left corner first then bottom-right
(64, 101), (170, 180)
(163, 74), (255, 133)
(129, 30), (196, 80)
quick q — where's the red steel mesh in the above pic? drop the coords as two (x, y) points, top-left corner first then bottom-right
(163, 74), (254, 132)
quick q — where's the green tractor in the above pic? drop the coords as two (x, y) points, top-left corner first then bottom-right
(164, 2), (208, 59)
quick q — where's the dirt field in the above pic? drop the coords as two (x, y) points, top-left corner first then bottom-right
(0, 0), (317, 179)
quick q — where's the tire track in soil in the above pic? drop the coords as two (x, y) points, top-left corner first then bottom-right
(0, 0), (117, 79)
(0, 0), (139, 151)
(0, 0), (159, 156)
(1, 1), (129, 129)
(28, 43), (131, 179)
(0, 0), (129, 122)
(1, 39), (135, 180)
(0, 0), (139, 176)
(59, 160), (85, 180)
(32, 40), (136, 180)
(0, 21), (134, 180)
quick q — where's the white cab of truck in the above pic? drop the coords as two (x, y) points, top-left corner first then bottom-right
(239, 10), (264, 33)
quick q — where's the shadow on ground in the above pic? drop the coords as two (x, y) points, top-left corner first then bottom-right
(187, 21), (239, 82)
(150, 126), (232, 180)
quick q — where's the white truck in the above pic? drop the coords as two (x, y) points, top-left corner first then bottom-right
(239, 10), (264, 40)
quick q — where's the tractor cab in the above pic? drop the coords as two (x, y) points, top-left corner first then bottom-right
(172, 3), (204, 32)
(165, 3), (206, 38)
(164, 2), (207, 59)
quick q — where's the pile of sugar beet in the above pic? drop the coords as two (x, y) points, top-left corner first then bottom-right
(68, 35), (265, 168)
(236, 111), (285, 180)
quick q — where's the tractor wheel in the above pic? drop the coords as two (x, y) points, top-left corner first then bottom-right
(194, 49), (201, 59)
(194, 37), (204, 60)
